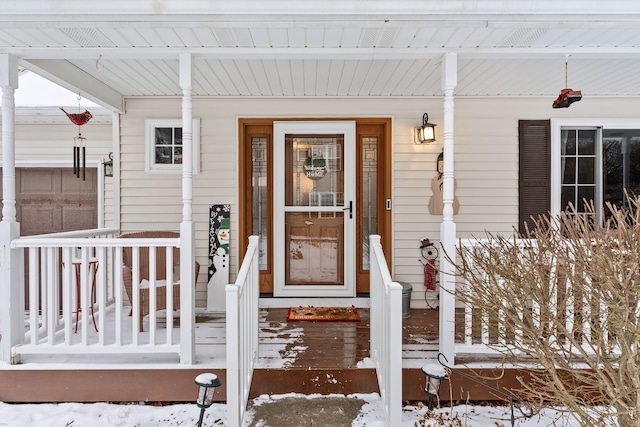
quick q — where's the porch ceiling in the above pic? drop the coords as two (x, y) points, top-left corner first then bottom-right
(3, 1), (640, 111)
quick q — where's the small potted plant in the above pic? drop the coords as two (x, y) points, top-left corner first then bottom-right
(304, 155), (326, 179)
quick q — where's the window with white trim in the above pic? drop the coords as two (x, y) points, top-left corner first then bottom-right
(559, 127), (599, 217)
(553, 121), (640, 222)
(145, 119), (200, 174)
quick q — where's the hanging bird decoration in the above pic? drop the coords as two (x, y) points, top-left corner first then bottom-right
(553, 55), (582, 109)
(60, 108), (92, 126)
(60, 97), (92, 180)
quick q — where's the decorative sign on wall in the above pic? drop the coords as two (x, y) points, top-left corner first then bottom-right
(208, 204), (230, 285)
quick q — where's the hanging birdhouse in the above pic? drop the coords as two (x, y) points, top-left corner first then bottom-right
(553, 55), (582, 109)
(60, 96), (92, 180)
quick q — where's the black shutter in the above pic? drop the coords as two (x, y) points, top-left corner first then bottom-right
(519, 120), (551, 235)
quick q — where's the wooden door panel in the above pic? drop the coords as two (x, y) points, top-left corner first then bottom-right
(19, 205), (59, 235)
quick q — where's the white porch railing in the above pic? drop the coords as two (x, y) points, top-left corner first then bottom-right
(11, 228), (190, 361)
(369, 235), (402, 427)
(225, 235), (260, 427)
(456, 238), (536, 355)
(455, 238), (570, 356)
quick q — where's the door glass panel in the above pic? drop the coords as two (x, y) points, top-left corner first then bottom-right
(284, 134), (344, 285)
(285, 212), (344, 284)
(251, 137), (268, 270)
(285, 135), (344, 207)
(362, 137), (377, 270)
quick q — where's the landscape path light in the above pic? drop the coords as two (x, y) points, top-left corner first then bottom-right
(436, 353), (534, 427)
(421, 362), (447, 409)
(195, 372), (222, 427)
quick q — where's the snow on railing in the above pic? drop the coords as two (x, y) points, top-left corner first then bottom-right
(11, 229), (186, 360)
(369, 235), (402, 427)
(225, 236), (260, 427)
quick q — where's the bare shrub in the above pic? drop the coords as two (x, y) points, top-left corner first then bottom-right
(455, 198), (640, 426)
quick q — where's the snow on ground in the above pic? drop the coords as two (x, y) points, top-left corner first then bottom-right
(0, 393), (581, 426)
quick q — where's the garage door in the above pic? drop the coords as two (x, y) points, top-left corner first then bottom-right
(1, 167), (97, 235)
(1, 168), (98, 309)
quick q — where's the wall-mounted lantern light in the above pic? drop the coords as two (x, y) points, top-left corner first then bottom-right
(103, 152), (113, 177)
(415, 113), (437, 144)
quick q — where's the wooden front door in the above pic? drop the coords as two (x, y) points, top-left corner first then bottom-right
(239, 118), (391, 295)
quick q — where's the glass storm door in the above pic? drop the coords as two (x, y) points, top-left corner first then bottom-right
(273, 121), (356, 297)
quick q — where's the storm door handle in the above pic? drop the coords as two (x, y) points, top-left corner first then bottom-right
(342, 201), (353, 219)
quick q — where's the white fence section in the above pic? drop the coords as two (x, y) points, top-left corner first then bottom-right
(455, 238), (535, 355)
(455, 238), (585, 356)
(369, 235), (402, 427)
(225, 236), (260, 427)
(11, 229), (191, 360)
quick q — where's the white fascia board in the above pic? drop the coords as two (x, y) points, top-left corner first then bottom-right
(11, 47), (640, 62)
(2, 1), (640, 19)
(22, 59), (124, 113)
(4, 107), (113, 125)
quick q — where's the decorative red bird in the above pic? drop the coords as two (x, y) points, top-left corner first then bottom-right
(60, 107), (92, 126)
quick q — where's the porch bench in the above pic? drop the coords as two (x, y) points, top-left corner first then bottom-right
(120, 231), (200, 331)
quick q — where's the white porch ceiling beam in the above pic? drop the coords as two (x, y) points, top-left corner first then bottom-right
(3, 0), (640, 20)
(21, 59), (124, 112)
(8, 47), (640, 61)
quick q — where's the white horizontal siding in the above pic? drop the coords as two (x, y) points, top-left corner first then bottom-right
(10, 122), (112, 162)
(118, 95), (640, 310)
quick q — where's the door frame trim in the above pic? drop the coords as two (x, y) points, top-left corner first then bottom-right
(273, 120), (356, 297)
(238, 117), (393, 295)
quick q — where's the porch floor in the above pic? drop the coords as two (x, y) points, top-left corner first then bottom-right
(254, 307), (440, 369)
(11, 307), (442, 367)
(2, 307), (525, 403)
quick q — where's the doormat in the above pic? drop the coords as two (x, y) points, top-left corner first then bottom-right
(286, 306), (360, 322)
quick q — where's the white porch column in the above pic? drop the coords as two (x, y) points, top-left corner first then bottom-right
(0, 54), (22, 364)
(439, 52), (457, 363)
(179, 52), (195, 364)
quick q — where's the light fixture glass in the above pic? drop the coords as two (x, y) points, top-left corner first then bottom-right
(195, 372), (222, 407)
(415, 113), (436, 144)
(421, 363), (447, 409)
(195, 373), (222, 427)
(103, 152), (113, 177)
